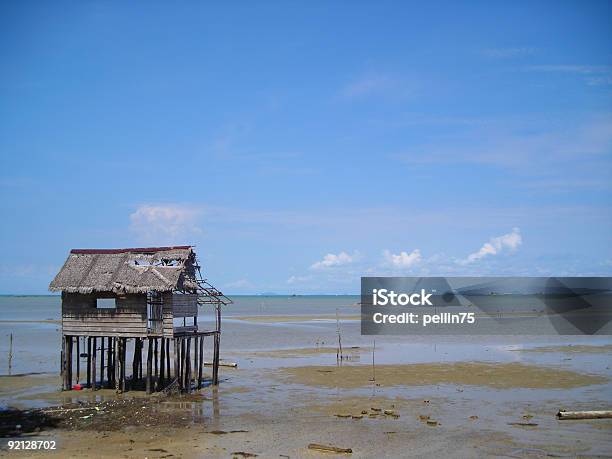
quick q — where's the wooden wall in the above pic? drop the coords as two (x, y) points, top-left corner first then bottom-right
(161, 293), (198, 337)
(62, 292), (148, 337)
(171, 294), (198, 317)
(162, 292), (174, 338)
(61, 292), (199, 338)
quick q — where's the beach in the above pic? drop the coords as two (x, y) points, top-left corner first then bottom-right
(1, 295), (612, 458)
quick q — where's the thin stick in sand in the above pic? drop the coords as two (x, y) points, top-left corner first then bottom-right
(336, 308), (343, 362)
(370, 339), (376, 382)
(8, 333), (13, 375)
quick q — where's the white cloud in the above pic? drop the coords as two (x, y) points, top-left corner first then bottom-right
(461, 228), (522, 264)
(129, 204), (202, 244)
(383, 249), (422, 268)
(310, 251), (359, 270)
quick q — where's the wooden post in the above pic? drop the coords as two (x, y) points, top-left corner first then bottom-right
(174, 338), (179, 389)
(185, 337), (192, 392)
(180, 338), (186, 391)
(154, 339), (159, 381)
(118, 338), (123, 392)
(106, 337), (113, 388)
(132, 338), (139, 385)
(146, 338), (153, 394)
(212, 305), (221, 385)
(64, 336), (68, 390)
(67, 336), (73, 390)
(61, 336), (66, 390)
(91, 337), (97, 390)
(193, 336), (198, 389)
(86, 337), (91, 388)
(212, 332), (219, 385)
(100, 338), (104, 388)
(76, 337), (80, 384)
(121, 338), (127, 392)
(166, 339), (170, 380)
(159, 337), (165, 389)
(198, 335), (203, 389)
(139, 338), (143, 380)
(114, 338), (120, 392)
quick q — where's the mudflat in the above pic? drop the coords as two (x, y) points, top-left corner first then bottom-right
(276, 361), (608, 389)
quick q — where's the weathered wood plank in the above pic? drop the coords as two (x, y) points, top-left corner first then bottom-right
(63, 323), (147, 330)
(63, 316), (147, 323)
(173, 326), (198, 334)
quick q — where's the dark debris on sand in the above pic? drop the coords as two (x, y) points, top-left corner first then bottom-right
(1, 394), (207, 435)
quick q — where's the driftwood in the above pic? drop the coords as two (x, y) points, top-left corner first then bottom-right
(557, 410), (612, 420)
(308, 443), (352, 454)
(204, 361), (238, 368)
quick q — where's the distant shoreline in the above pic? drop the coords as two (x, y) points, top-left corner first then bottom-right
(0, 319), (61, 324)
(0, 294), (360, 297)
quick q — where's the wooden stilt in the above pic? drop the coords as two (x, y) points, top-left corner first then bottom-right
(106, 337), (112, 388)
(159, 337), (165, 389)
(146, 338), (153, 394)
(76, 337), (80, 384)
(212, 305), (221, 385)
(139, 338), (143, 380)
(100, 338), (104, 388)
(118, 338), (123, 392)
(108, 336), (117, 388)
(86, 337), (91, 388)
(198, 335), (203, 389)
(193, 336), (198, 389)
(121, 338), (127, 392)
(166, 339), (171, 380)
(212, 333), (220, 385)
(185, 337), (192, 392)
(64, 336), (69, 390)
(132, 338), (139, 385)
(154, 339), (159, 381)
(179, 338), (185, 390)
(67, 336), (73, 390)
(174, 338), (179, 388)
(61, 336), (66, 390)
(91, 337), (97, 390)
(114, 338), (120, 392)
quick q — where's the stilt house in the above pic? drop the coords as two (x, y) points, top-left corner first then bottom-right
(49, 246), (231, 393)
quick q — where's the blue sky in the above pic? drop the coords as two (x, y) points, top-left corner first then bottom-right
(1, 1), (611, 294)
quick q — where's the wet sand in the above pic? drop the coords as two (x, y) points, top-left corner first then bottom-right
(0, 374), (58, 395)
(1, 296), (612, 457)
(513, 343), (612, 354)
(7, 381), (612, 459)
(246, 346), (368, 358)
(277, 361), (608, 389)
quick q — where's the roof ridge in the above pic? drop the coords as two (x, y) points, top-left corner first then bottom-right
(70, 246), (192, 254)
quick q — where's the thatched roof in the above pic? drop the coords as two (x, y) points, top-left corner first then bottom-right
(49, 246), (199, 294)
